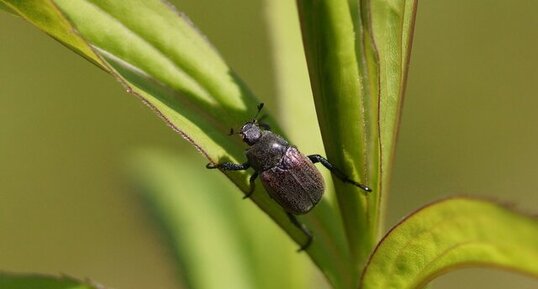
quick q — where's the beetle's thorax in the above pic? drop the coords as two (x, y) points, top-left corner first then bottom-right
(245, 131), (289, 171)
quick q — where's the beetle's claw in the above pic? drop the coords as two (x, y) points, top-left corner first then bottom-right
(206, 163), (218, 169)
(348, 179), (372, 193)
(357, 183), (372, 193)
(242, 192), (253, 199)
(297, 236), (313, 252)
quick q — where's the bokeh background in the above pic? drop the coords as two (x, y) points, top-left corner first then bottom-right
(1, 1), (537, 289)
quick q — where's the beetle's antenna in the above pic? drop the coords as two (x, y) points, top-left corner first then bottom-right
(258, 114), (267, 122)
(228, 128), (242, 136)
(253, 103), (264, 121)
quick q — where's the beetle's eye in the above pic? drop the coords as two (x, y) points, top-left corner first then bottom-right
(241, 123), (251, 131)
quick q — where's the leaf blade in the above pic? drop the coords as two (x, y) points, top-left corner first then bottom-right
(360, 197), (538, 289)
(266, 0), (355, 288)
(368, 0), (418, 227)
(0, 0), (103, 66)
(296, 0), (377, 274)
(1, 0), (348, 281)
(296, 0), (418, 275)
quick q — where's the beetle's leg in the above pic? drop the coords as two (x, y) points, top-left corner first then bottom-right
(206, 162), (255, 199)
(286, 212), (313, 252)
(206, 162), (250, 171)
(307, 154), (372, 192)
(243, 171), (259, 199)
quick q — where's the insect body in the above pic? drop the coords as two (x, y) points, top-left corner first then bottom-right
(207, 104), (371, 251)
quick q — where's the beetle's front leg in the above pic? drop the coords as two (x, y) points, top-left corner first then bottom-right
(207, 161), (257, 199)
(206, 161), (250, 170)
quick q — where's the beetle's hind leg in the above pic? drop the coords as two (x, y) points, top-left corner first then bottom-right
(307, 154), (372, 192)
(243, 171), (258, 199)
(286, 212), (313, 252)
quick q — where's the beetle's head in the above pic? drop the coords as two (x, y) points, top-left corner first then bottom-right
(234, 103), (266, 145)
(228, 103), (267, 145)
(240, 122), (262, 145)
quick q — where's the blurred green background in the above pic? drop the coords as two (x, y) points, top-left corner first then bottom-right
(1, 1), (537, 289)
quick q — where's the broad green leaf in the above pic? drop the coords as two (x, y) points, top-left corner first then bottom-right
(0, 273), (99, 289)
(360, 197), (538, 289)
(296, 0), (418, 275)
(128, 150), (309, 289)
(0, 0), (346, 282)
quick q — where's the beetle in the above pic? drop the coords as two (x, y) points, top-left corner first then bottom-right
(206, 103), (371, 251)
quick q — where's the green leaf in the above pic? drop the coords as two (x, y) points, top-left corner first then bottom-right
(128, 150), (310, 289)
(369, 0), (418, 233)
(296, 0), (379, 275)
(296, 0), (418, 275)
(360, 197), (538, 289)
(0, 0), (348, 284)
(0, 2), (16, 14)
(0, 0), (103, 66)
(0, 273), (100, 289)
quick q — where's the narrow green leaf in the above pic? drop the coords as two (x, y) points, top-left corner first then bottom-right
(0, 0), (103, 66)
(297, 0), (418, 278)
(360, 197), (538, 289)
(0, 273), (100, 289)
(0, 0), (345, 280)
(296, 0), (378, 276)
(266, 0), (354, 288)
(368, 0), (418, 230)
(0, 2), (16, 14)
